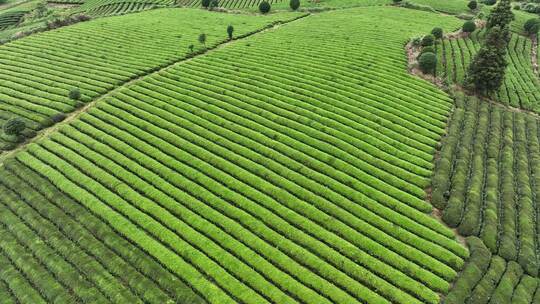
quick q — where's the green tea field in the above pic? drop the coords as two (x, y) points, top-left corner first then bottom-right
(0, 0), (539, 303)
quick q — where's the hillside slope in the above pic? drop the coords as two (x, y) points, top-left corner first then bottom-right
(0, 6), (468, 304)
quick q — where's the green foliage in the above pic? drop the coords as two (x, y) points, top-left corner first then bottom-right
(259, 1), (270, 13)
(420, 45), (435, 54)
(201, 0), (210, 8)
(208, 0), (218, 10)
(524, 18), (540, 35)
(227, 25), (234, 39)
(486, 0), (514, 29)
(468, 0), (477, 10)
(418, 52), (437, 74)
(482, 0), (495, 5)
(198, 33), (206, 45)
(3, 117), (25, 136)
(392, 0), (402, 3)
(421, 34), (435, 46)
(462, 20), (476, 33)
(431, 27), (443, 39)
(289, 0), (300, 10)
(69, 88), (81, 101)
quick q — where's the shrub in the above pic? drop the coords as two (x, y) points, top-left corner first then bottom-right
(392, 0), (402, 3)
(418, 52), (437, 74)
(289, 0), (300, 10)
(468, 0), (477, 10)
(420, 46), (435, 54)
(421, 34), (435, 46)
(198, 33), (206, 46)
(227, 25), (234, 40)
(201, 0), (210, 8)
(431, 27), (443, 39)
(69, 88), (81, 100)
(483, 0), (495, 5)
(259, 1), (270, 13)
(462, 20), (476, 33)
(524, 18), (540, 36)
(3, 117), (25, 136)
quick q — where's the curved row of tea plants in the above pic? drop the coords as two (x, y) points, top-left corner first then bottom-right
(436, 30), (540, 112)
(432, 92), (540, 276)
(3, 6), (467, 304)
(0, 8), (301, 151)
(0, 158), (206, 304)
(444, 236), (540, 304)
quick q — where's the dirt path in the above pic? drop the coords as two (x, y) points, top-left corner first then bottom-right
(0, 13), (310, 165)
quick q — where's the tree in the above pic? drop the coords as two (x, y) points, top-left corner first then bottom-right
(259, 1), (270, 13)
(468, 0), (477, 10)
(465, 26), (509, 94)
(431, 27), (443, 39)
(202, 0), (210, 7)
(69, 88), (81, 100)
(198, 33), (206, 46)
(418, 52), (437, 74)
(188, 44), (194, 53)
(421, 34), (435, 46)
(524, 18), (540, 36)
(486, 0), (514, 29)
(462, 20), (476, 34)
(3, 117), (25, 136)
(392, 0), (402, 3)
(227, 25), (234, 40)
(289, 0), (300, 10)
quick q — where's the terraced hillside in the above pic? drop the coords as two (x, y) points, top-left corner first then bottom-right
(0, 8), (301, 151)
(0, 6), (468, 304)
(0, 10), (25, 30)
(432, 93), (540, 276)
(436, 30), (540, 112)
(75, 0), (172, 16)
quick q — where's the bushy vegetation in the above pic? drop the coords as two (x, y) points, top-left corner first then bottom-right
(290, 0), (300, 10)
(418, 52), (437, 74)
(462, 20), (476, 33)
(259, 1), (270, 13)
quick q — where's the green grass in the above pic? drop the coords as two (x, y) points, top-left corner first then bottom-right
(0, 8), (301, 150)
(1, 6), (468, 304)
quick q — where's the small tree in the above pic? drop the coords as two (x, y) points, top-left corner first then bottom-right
(468, 0), (477, 10)
(420, 46), (435, 55)
(431, 27), (443, 39)
(202, 0), (210, 7)
(486, 0), (514, 29)
(465, 26), (509, 94)
(462, 20), (476, 34)
(69, 88), (81, 100)
(188, 44), (195, 53)
(227, 25), (234, 40)
(259, 1), (270, 13)
(3, 117), (25, 136)
(289, 0), (300, 10)
(392, 0), (402, 3)
(418, 52), (437, 74)
(524, 18), (540, 36)
(198, 33), (207, 46)
(421, 34), (435, 47)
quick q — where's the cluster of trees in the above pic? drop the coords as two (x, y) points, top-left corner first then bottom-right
(465, 0), (513, 95)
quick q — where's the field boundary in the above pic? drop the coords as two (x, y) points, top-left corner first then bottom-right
(0, 12), (311, 165)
